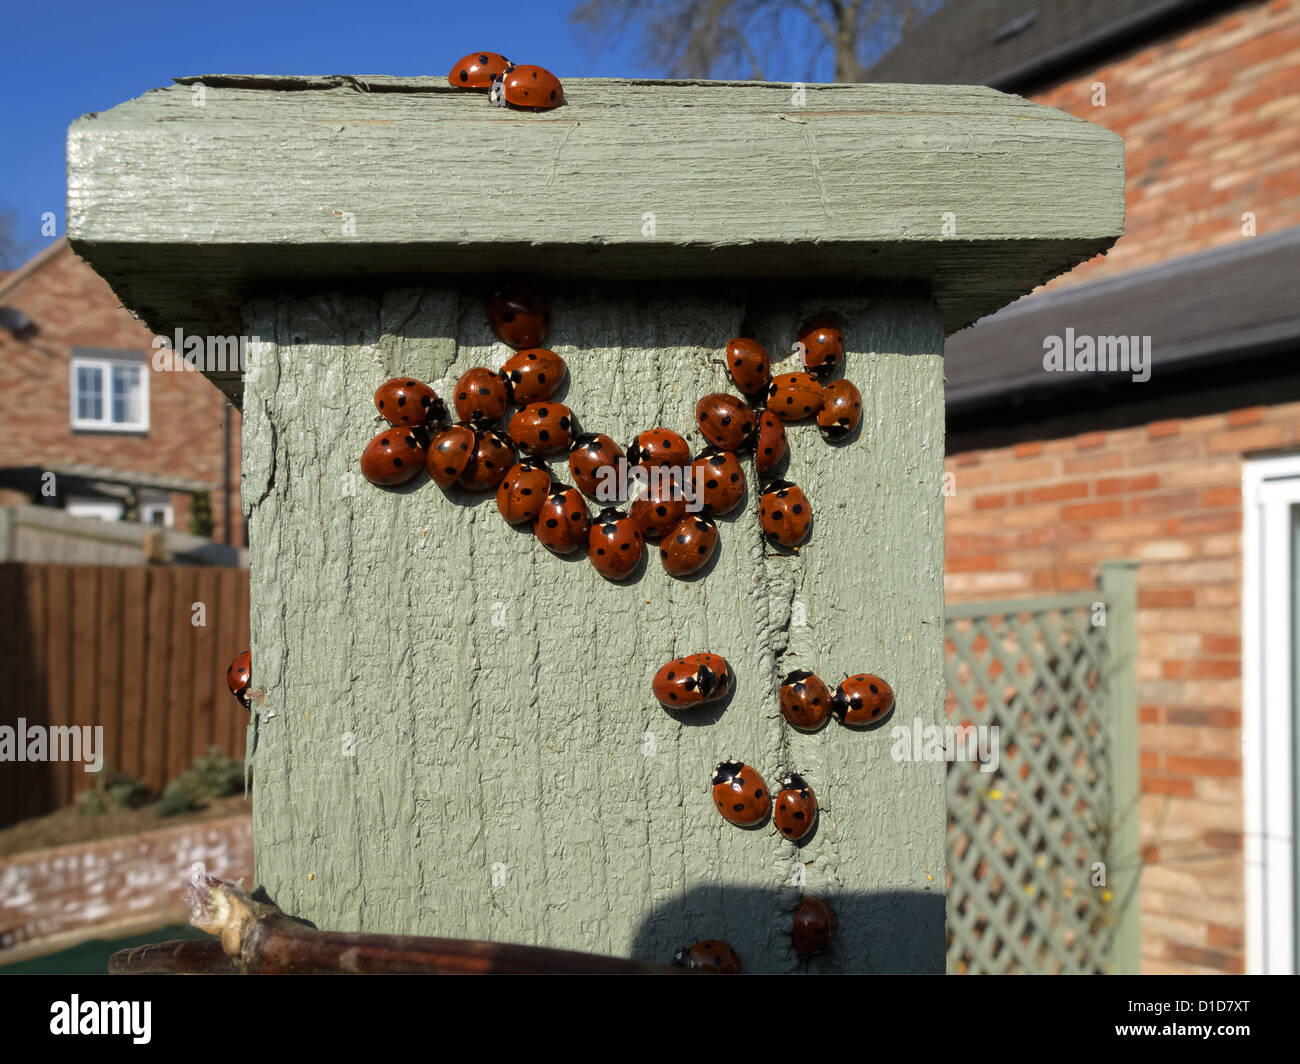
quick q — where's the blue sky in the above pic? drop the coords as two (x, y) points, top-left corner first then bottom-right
(0, 0), (659, 267)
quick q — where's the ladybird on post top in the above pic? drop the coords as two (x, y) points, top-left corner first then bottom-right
(712, 760), (771, 828)
(672, 941), (741, 974)
(373, 378), (446, 428)
(448, 52), (511, 90)
(226, 650), (251, 710)
(773, 772), (818, 841)
(795, 315), (845, 380)
(652, 652), (732, 710)
(360, 425), (428, 487)
(490, 64), (565, 110)
(485, 282), (550, 350)
(831, 673), (896, 727)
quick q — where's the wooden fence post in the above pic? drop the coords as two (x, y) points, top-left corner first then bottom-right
(1099, 559), (1141, 974)
(68, 76), (1123, 972)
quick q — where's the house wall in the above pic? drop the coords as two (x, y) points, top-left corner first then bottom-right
(945, 400), (1300, 974)
(0, 244), (244, 545)
(1029, 0), (1300, 289)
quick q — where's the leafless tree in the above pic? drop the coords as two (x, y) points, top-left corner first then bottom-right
(0, 209), (38, 271)
(571, 0), (939, 82)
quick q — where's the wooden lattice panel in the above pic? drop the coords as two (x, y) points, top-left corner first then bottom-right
(944, 596), (1122, 975)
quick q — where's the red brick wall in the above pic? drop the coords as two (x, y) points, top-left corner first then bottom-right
(1030, 0), (1300, 288)
(0, 243), (244, 545)
(0, 814), (252, 954)
(945, 402), (1300, 973)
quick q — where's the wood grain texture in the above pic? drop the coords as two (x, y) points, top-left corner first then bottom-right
(67, 76), (1124, 406)
(243, 283), (946, 972)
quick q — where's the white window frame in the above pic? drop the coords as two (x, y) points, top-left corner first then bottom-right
(138, 491), (174, 529)
(1243, 452), (1300, 974)
(69, 354), (149, 432)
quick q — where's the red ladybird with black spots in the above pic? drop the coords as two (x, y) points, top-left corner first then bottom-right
(831, 673), (895, 727)
(360, 425), (428, 487)
(754, 411), (787, 476)
(485, 281), (550, 350)
(490, 64), (565, 110)
(791, 897), (835, 958)
(627, 429), (691, 472)
(568, 433), (624, 500)
(652, 652), (732, 710)
(695, 393), (757, 453)
(496, 459), (552, 525)
(454, 367), (510, 426)
(672, 941), (741, 974)
(628, 475), (687, 540)
(507, 402), (574, 457)
(712, 760), (771, 828)
(588, 507), (644, 580)
(778, 670), (832, 732)
(795, 315), (844, 380)
(499, 348), (566, 405)
(534, 485), (591, 555)
(426, 423), (477, 488)
(773, 772), (818, 841)
(759, 480), (812, 548)
(690, 447), (745, 516)
(447, 52), (511, 90)
(373, 378), (446, 428)
(724, 337), (771, 398)
(226, 650), (251, 710)
(817, 379), (862, 442)
(659, 514), (719, 577)
(457, 428), (515, 491)
(766, 372), (825, 422)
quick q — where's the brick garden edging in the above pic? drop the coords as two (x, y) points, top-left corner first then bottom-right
(0, 814), (252, 954)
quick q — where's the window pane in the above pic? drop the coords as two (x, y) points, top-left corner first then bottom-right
(111, 365), (142, 425)
(76, 366), (103, 421)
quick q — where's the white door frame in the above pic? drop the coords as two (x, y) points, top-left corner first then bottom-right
(1243, 453), (1300, 974)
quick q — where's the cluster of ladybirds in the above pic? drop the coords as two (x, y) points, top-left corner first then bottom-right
(356, 282), (866, 581)
(447, 51), (564, 111)
(652, 653), (895, 970)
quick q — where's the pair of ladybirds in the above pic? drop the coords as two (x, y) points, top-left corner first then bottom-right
(779, 671), (895, 731)
(711, 760), (819, 841)
(447, 52), (565, 111)
(671, 896), (834, 971)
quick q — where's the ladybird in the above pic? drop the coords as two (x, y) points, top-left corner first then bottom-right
(672, 941), (741, 974)
(485, 281), (550, 350)
(499, 348), (566, 404)
(426, 423), (477, 488)
(628, 474), (687, 539)
(795, 315), (844, 379)
(725, 337), (771, 398)
(360, 425), (428, 487)
(453, 367), (510, 426)
(791, 897), (835, 958)
(778, 670), (832, 732)
(712, 760), (771, 828)
(447, 51), (511, 90)
(373, 377), (446, 428)
(507, 402), (574, 457)
(457, 428), (515, 491)
(773, 772), (818, 841)
(226, 650), (251, 710)
(534, 485), (591, 555)
(754, 411), (788, 476)
(759, 480), (812, 548)
(588, 506), (644, 580)
(568, 433), (625, 500)
(690, 447), (745, 516)
(496, 459), (553, 525)
(695, 393), (757, 453)
(817, 379), (862, 442)
(766, 372), (824, 422)
(831, 673), (895, 727)
(652, 652), (732, 710)
(660, 514), (719, 577)
(627, 429), (691, 472)
(490, 63), (565, 110)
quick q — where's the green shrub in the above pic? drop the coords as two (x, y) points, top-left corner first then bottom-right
(155, 780), (197, 818)
(77, 767), (151, 816)
(156, 747), (246, 817)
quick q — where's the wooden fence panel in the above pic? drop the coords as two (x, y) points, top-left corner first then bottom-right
(0, 563), (250, 827)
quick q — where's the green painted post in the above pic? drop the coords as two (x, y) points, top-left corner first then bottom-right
(67, 75), (1124, 972)
(1100, 560), (1141, 974)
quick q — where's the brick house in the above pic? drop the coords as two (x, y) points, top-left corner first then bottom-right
(871, 0), (1300, 974)
(0, 239), (244, 547)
